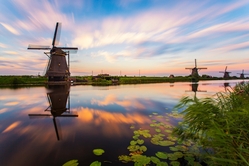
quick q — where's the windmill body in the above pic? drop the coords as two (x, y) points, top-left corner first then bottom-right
(28, 22), (78, 84)
(219, 66), (231, 79)
(185, 59), (207, 78)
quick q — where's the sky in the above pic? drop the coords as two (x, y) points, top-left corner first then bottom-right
(0, 0), (249, 77)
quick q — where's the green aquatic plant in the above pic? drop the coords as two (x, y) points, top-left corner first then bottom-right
(93, 149), (105, 156)
(62, 160), (79, 166)
(173, 82), (249, 165)
(155, 152), (168, 159)
(89, 161), (101, 166)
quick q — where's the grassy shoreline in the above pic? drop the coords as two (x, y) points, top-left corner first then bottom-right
(0, 75), (246, 87)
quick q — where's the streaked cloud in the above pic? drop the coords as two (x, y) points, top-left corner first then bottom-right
(0, 0), (248, 76)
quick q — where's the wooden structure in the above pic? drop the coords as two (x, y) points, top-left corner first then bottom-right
(237, 70), (249, 79)
(185, 59), (207, 78)
(219, 66), (231, 79)
(27, 22), (78, 84)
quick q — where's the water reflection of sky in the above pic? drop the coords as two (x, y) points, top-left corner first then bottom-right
(0, 80), (247, 166)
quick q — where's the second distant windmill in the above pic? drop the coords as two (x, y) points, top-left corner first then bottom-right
(185, 59), (207, 79)
(237, 70), (249, 79)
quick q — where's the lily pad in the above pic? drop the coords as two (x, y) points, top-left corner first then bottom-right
(62, 160), (79, 166)
(137, 139), (144, 145)
(130, 140), (137, 145)
(131, 155), (151, 165)
(90, 161), (101, 166)
(169, 147), (179, 152)
(155, 128), (161, 132)
(158, 140), (175, 146)
(152, 112), (158, 115)
(164, 129), (172, 133)
(118, 155), (132, 163)
(155, 152), (168, 159)
(170, 161), (180, 166)
(127, 145), (140, 152)
(140, 145), (147, 152)
(151, 156), (160, 164)
(93, 149), (105, 156)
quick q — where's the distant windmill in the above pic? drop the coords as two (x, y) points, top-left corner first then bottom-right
(219, 66), (231, 79)
(237, 70), (249, 79)
(185, 59), (207, 78)
(27, 22), (78, 84)
(28, 85), (78, 140)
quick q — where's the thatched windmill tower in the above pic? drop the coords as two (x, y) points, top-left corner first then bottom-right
(185, 59), (207, 78)
(219, 66), (231, 79)
(28, 85), (78, 140)
(237, 70), (249, 79)
(27, 22), (78, 84)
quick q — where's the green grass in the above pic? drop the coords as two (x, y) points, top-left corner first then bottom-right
(0, 76), (46, 86)
(173, 82), (249, 165)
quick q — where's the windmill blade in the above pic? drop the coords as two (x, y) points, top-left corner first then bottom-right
(52, 22), (61, 47)
(57, 47), (78, 54)
(242, 70), (244, 74)
(28, 44), (51, 50)
(198, 67), (207, 69)
(57, 47), (78, 50)
(225, 66), (227, 72)
(195, 59), (197, 68)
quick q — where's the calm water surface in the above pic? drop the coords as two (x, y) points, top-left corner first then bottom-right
(0, 80), (246, 166)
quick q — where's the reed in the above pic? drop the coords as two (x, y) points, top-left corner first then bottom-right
(173, 82), (249, 165)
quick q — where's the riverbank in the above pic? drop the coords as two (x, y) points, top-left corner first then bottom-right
(0, 75), (247, 87)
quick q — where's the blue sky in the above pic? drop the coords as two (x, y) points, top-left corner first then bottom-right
(0, 0), (249, 76)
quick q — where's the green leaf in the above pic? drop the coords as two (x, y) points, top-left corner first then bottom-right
(151, 156), (160, 164)
(158, 140), (175, 146)
(93, 149), (105, 156)
(137, 139), (144, 145)
(130, 140), (137, 145)
(155, 128), (161, 132)
(62, 160), (79, 166)
(170, 161), (180, 166)
(90, 161), (101, 166)
(155, 152), (168, 159)
(118, 155), (132, 163)
(140, 145), (147, 152)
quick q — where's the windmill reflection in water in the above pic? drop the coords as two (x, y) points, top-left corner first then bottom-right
(186, 82), (207, 98)
(28, 85), (78, 140)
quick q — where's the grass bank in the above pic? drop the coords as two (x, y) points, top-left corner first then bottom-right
(0, 76), (47, 86)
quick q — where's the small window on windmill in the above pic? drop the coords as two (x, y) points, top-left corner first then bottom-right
(58, 63), (60, 66)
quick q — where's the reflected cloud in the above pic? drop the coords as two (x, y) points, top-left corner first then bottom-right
(76, 106), (150, 124)
(2, 121), (21, 133)
(91, 94), (146, 110)
(0, 108), (8, 114)
(4, 101), (19, 106)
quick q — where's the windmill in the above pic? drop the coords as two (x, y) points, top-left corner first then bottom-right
(219, 66), (231, 79)
(27, 22), (78, 83)
(237, 70), (249, 79)
(28, 85), (78, 140)
(185, 59), (207, 78)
